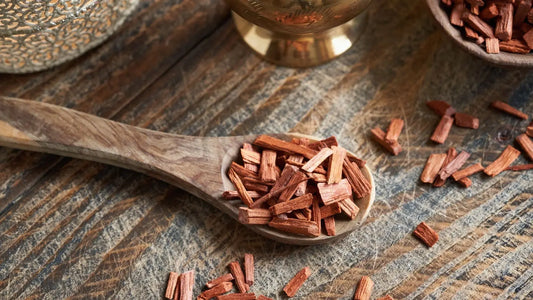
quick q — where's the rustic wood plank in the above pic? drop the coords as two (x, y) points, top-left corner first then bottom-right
(1, 0), (533, 299)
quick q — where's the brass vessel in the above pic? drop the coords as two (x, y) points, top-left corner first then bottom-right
(226, 0), (372, 67)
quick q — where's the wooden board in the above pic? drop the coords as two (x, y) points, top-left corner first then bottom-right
(0, 0), (532, 299)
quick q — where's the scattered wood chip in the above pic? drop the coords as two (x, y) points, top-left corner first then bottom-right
(256, 296), (272, 300)
(259, 150), (278, 183)
(484, 145), (521, 177)
(198, 282), (233, 300)
(268, 217), (320, 237)
(241, 144), (261, 165)
(413, 222), (439, 247)
(516, 133), (533, 161)
(327, 146), (346, 184)
(452, 163), (484, 181)
(244, 253), (254, 286)
(451, 3), (466, 26)
(253, 135), (317, 159)
(514, 0), (533, 27)
(343, 158), (372, 198)
(216, 293), (256, 300)
(437, 151), (471, 181)
(320, 202), (342, 219)
(228, 261), (249, 293)
(454, 112), (480, 129)
(420, 153), (447, 183)
(323, 216), (336, 236)
(231, 162), (259, 179)
(339, 198), (360, 219)
(206, 273), (234, 289)
(506, 164), (533, 171)
(458, 177), (473, 188)
(317, 179), (352, 205)
(228, 168), (254, 207)
(179, 270), (195, 300)
(353, 276), (374, 300)
(495, 3), (513, 41)
(377, 296), (395, 300)
(239, 207), (272, 225)
(312, 196), (322, 234)
(370, 127), (402, 155)
(527, 125), (533, 138)
(499, 39), (531, 53)
(486, 37), (500, 53)
(385, 118), (404, 144)
(301, 147), (333, 173)
(462, 11), (495, 38)
(490, 101), (529, 120)
(465, 26), (479, 39)
(283, 267), (311, 298)
(269, 193), (313, 215)
(223, 190), (262, 200)
(427, 100), (456, 117)
(480, 2), (499, 20)
(434, 148), (458, 187)
(277, 171), (308, 202)
(431, 115), (454, 144)
(165, 272), (180, 300)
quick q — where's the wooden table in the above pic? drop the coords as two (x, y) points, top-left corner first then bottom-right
(1, 1), (532, 299)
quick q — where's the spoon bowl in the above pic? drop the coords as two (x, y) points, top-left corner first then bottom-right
(0, 96), (374, 245)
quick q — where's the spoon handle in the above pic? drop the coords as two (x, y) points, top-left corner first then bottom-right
(0, 96), (226, 198)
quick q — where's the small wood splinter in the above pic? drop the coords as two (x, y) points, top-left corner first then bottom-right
(353, 276), (374, 300)
(420, 153), (447, 183)
(484, 145), (521, 177)
(179, 270), (195, 300)
(452, 163), (484, 181)
(413, 222), (439, 247)
(228, 261), (249, 293)
(431, 115), (454, 144)
(434, 148), (457, 187)
(516, 134), (533, 161)
(526, 125), (533, 138)
(206, 273), (234, 289)
(370, 127), (402, 155)
(385, 118), (404, 144)
(244, 253), (254, 286)
(327, 146), (346, 184)
(198, 282), (233, 300)
(490, 101), (529, 120)
(301, 147), (333, 173)
(454, 112), (479, 129)
(426, 100), (456, 117)
(216, 293), (256, 300)
(165, 272), (180, 300)
(283, 267), (312, 298)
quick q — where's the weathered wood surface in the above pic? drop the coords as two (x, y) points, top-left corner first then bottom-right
(0, 0), (532, 299)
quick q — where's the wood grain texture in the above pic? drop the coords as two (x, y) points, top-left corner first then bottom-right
(1, 0), (532, 299)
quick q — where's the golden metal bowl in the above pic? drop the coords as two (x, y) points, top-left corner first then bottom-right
(0, 0), (138, 73)
(225, 0), (372, 67)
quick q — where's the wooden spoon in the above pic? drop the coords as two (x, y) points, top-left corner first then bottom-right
(0, 96), (374, 245)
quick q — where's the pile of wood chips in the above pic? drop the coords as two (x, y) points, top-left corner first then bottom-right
(420, 100), (532, 189)
(224, 135), (371, 238)
(442, 0), (533, 54)
(164, 253), (394, 300)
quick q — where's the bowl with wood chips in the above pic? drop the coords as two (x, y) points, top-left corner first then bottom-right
(426, 0), (533, 67)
